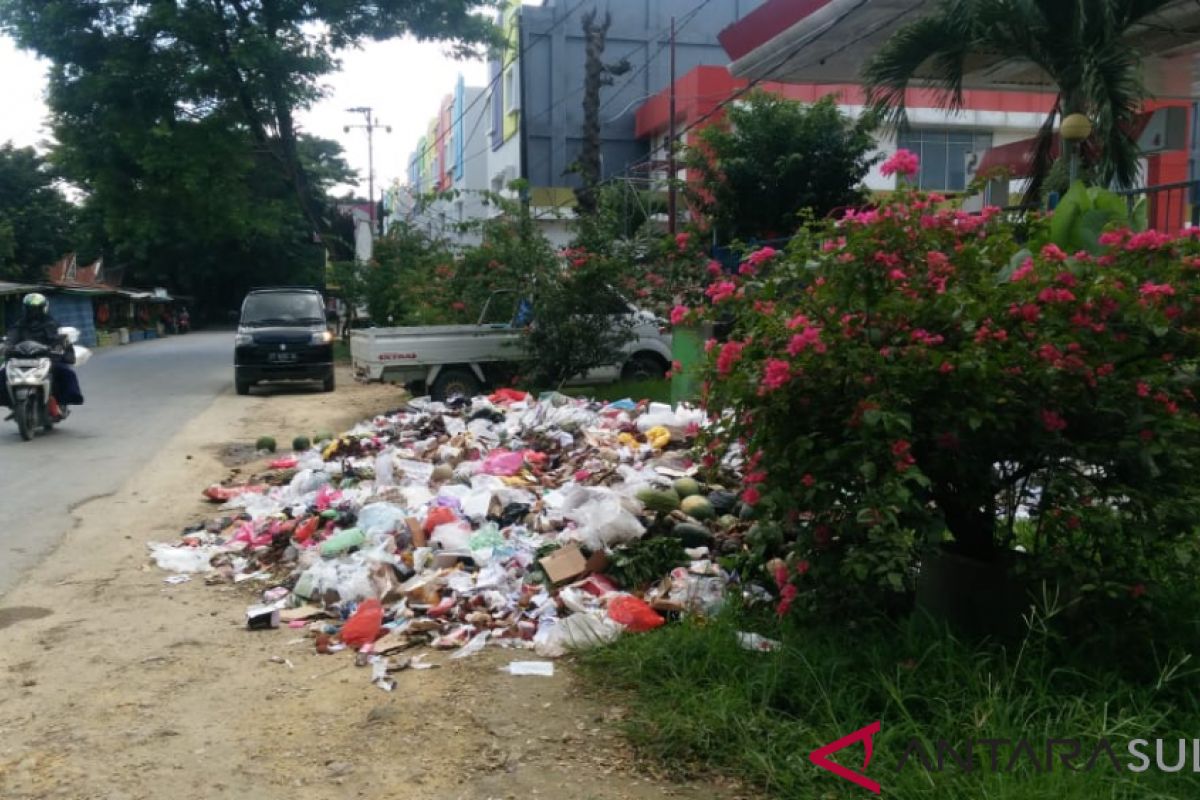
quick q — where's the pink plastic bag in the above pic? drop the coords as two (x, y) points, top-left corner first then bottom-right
(315, 485), (342, 511)
(480, 450), (526, 477)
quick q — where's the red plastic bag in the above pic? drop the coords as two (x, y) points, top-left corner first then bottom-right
(423, 506), (458, 535)
(340, 599), (383, 648)
(481, 449), (525, 476)
(488, 388), (529, 405)
(607, 594), (665, 633)
(293, 517), (319, 544)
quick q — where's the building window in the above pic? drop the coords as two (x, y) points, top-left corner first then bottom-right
(895, 129), (994, 191)
(503, 66), (519, 114)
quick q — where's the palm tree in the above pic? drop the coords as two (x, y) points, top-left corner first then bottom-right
(862, 0), (1179, 200)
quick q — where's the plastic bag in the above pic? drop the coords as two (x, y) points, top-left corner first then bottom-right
(357, 503), (406, 538)
(73, 345), (93, 367)
(340, 598), (383, 648)
(480, 449), (526, 477)
(289, 469), (329, 496)
(607, 594), (665, 632)
(533, 613), (624, 658)
(374, 452), (395, 488)
(431, 522), (473, 553)
(564, 496), (644, 550)
(149, 544), (218, 573)
(423, 506), (458, 535)
(449, 631), (490, 659)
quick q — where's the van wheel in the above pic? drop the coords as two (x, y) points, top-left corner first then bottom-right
(621, 354), (667, 381)
(431, 368), (481, 401)
(322, 372), (336, 393)
(236, 379), (252, 396)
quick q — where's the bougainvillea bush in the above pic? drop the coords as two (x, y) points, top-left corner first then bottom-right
(698, 152), (1200, 614)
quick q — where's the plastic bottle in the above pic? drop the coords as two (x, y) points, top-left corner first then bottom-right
(319, 527), (365, 557)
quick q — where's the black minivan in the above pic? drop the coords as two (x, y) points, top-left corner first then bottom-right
(234, 288), (335, 395)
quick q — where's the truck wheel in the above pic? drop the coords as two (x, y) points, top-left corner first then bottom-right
(236, 378), (252, 396)
(322, 371), (336, 393)
(431, 368), (481, 401)
(621, 354), (667, 381)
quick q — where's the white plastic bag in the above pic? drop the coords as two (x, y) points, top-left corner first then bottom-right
(533, 613), (624, 658)
(563, 496), (644, 550)
(357, 503), (406, 538)
(73, 345), (93, 367)
(149, 543), (219, 573)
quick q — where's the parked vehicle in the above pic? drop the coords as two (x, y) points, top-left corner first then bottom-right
(1, 326), (91, 442)
(350, 290), (672, 400)
(234, 288), (335, 395)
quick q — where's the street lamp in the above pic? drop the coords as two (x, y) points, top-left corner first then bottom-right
(344, 106), (393, 236)
(1060, 112), (1093, 184)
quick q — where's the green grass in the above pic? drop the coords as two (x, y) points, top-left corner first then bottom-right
(579, 596), (1200, 799)
(332, 339), (351, 364)
(559, 378), (671, 404)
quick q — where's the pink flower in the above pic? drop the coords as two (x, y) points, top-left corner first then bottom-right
(675, 232), (691, 251)
(451, 301), (466, 312)
(1137, 381), (1151, 398)
(801, 473), (815, 487)
(1040, 243), (1068, 262)
(1125, 230), (1173, 251)
(1098, 230), (1129, 247)
(704, 338), (717, 353)
(887, 269), (909, 282)
(776, 583), (797, 617)
(1041, 409), (1068, 433)
(787, 326), (825, 356)
(707, 260), (723, 277)
(742, 486), (761, 506)
(881, 148), (920, 179)
(745, 246), (778, 267)
(939, 361), (955, 374)
(716, 341), (746, 375)
(705, 280), (737, 303)
(1139, 281), (1176, 299)
(1010, 258), (1037, 282)
(669, 305), (689, 325)
(786, 313), (812, 331)
(1037, 287), (1076, 304)
(760, 359), (792, 392)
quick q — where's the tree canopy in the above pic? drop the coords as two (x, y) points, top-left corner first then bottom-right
(688, 93), (877, 244)
(0, 143), (75, 283)
(0, 0), (497, 311)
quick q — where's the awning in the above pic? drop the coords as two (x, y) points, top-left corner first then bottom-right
(0, 281), (42, 296)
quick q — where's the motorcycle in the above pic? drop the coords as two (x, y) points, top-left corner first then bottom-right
(1, 326), (91, 441)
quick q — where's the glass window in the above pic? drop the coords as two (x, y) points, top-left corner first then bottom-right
(896, 129), (994, 191)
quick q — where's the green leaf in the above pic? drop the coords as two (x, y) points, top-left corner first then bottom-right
(863, 409), (883, 427)
(1049, 181), (1090, 250)
(968, 413), (983, 431)
(860, 461), (878, 481)
(997, 248), (1032, 284)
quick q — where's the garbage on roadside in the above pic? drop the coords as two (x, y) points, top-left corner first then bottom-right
(150, 393), (765, 683)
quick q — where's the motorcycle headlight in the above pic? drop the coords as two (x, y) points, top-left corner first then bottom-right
(235, 333), (253, 347)
(311, 330), (334, 345)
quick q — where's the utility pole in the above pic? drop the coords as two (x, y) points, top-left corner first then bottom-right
(667, 16), (678, 236)
(345, 107), (392, 236)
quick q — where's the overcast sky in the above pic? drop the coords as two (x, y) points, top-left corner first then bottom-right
(0, 32), (491, 198)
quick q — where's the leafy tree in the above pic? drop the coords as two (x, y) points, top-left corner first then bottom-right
(366, 222), (455, 326)
(861, 0), (1175, 199)
(0, 143), (75, 282)
(688, 92), (877, 244)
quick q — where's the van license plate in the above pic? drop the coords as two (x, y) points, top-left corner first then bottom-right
(268, 352), (298, 364)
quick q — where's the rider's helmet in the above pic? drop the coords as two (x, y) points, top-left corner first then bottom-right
(22, 293), (48, 318)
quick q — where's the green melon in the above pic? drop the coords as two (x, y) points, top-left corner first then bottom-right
(255, 436), (277, 453)
(670, 522), (714, 547)
(673, 477), (702, 498)
(292, 436), (311, 452)
(636, 487), (681, 513)
(680, 495), (714, 520)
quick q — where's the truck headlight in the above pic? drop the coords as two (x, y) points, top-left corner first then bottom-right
(311, 330), (334, 345)
(235, 333), (253, 346)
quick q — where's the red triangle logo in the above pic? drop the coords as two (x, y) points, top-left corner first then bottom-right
(809, 721), (882, 794)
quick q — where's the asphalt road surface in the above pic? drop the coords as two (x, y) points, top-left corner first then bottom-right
(0, 332), (231, 597)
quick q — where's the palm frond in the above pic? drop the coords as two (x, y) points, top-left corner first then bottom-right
(1080, 43), (1145, 188)
(861, 3), (974, 128)
(1023, 97), (1062, 205)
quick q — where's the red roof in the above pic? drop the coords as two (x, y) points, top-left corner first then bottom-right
(718, 0), (834, 61)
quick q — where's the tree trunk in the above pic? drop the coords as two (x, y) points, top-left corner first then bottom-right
(574, 10), (610, 216)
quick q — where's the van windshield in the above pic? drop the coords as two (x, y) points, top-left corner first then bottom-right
(241, 293), (324, 327)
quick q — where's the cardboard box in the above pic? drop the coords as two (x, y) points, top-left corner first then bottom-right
(539, 544), (588, 585)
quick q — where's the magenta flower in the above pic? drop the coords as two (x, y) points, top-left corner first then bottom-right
(706, 280), (737, 303)
(670, 305), (690, 325)
(881, 148), (920, 179)
(760, 359), (792, 392)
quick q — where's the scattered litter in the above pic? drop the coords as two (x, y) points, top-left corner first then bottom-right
(736, 632), (782, 653)
(150, 392), (763, 692)
(502, 661), (555, 677)
(163, 574), (191, 585)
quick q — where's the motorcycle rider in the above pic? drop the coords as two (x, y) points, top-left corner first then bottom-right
(3, 293), (84, 419)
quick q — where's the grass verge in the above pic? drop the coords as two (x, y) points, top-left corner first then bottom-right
(579, 598), (1200, 799)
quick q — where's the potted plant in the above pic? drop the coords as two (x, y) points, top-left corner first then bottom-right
(699, 150), (1200, 630)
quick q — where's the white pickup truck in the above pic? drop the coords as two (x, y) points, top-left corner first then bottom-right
(350, 290), (673, 399)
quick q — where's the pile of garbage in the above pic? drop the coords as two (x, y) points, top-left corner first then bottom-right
(151, 391), (763, 683)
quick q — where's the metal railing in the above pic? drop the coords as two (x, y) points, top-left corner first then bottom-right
(1114, 180), (1199, 234)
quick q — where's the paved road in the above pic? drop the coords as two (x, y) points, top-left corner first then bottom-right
(0, 332), (231, 597)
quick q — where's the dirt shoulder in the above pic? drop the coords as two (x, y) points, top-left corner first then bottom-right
(0, 369), (750, 800)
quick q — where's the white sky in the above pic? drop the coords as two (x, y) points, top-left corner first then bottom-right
(0, 33), (490, 198)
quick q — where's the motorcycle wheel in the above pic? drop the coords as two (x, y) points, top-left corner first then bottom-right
(16, 394), (36, 441)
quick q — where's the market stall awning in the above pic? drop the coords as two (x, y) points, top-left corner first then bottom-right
(0, 281), (42, 296)
(719, 0), (1200, 99)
